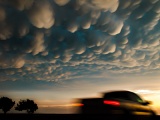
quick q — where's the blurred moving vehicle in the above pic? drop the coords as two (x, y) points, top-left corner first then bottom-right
(76, 90), (156, 117)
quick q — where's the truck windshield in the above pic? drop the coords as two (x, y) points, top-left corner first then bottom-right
(103, 92), (130, 100)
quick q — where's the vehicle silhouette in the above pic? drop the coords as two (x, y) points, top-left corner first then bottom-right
(77, 90), (156, 118)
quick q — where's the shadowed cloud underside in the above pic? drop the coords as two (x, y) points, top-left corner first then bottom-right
(0, 0), (159, 84)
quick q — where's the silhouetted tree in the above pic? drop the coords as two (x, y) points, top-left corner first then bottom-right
(0, 97), (15, 114)
(15, 99), (38, 114)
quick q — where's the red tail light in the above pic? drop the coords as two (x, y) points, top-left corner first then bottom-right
(79, 103), (84, 106)
(103, 100), (120, 106)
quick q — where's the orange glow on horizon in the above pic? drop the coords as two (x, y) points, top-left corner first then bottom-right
(38, 103), (84, 108)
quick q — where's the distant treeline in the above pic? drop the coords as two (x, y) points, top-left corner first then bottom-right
(0, 97), (38, 114)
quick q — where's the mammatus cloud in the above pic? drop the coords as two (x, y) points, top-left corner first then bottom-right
(0, 0), (159, 82)
(28, 0), (55, 29)
(54, 0), (70, 6)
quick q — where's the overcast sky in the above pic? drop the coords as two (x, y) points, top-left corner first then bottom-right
(0, 0), (160, 114)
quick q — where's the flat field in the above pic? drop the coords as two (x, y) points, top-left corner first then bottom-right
(0, 114), (159, 120)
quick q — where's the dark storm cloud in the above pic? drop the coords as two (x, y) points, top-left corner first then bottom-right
(0, 0), (159, 82)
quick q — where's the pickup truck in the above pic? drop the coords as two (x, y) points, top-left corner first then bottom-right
(76, 90), (156, 117)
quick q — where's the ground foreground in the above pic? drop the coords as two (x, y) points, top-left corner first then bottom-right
(0, 114), (160, 120)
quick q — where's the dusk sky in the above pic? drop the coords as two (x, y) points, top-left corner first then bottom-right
(0, 0), (160, 114)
